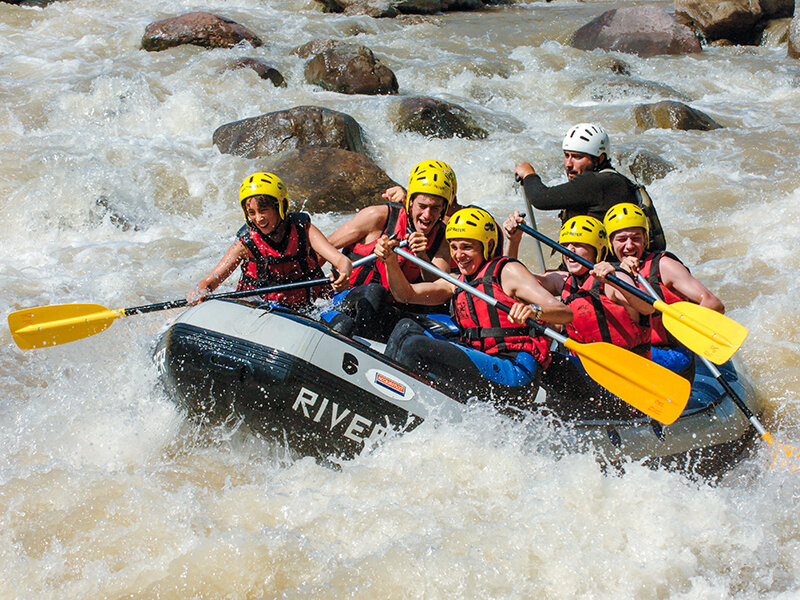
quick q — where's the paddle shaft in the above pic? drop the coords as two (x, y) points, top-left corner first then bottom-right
(122, 244), (401, 316)
(635, 274), (765, 433)
(514, 175), (546, 272)
(392, 246), (691, 424)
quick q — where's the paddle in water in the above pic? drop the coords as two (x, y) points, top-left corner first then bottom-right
(8, 245), (403, 351)
(392, 246), (690, 425)
(515, 222), (748, 365)
(633, 273), (798, 469)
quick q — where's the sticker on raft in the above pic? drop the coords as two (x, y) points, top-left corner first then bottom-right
(367, 369), (415, 402)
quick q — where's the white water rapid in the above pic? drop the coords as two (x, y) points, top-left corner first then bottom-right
(2, 0), (799, 597)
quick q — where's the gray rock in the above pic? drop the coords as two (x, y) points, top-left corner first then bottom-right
(616, 149), (675, 185)
(576, 75), (692, 103)
(259, 147), (399, 213)
(141, 12), (263, 52)
(633, 100), (722, 131)
(571, 6), (701, 57)
(292, 38), (350, 59)
(395, 96), (488, 139)
(598, 57), (633, 76)
(304, 43), (398, 95)
(213, 106), (366, 159)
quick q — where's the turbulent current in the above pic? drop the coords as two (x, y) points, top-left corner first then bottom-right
(2, 0), (800, 597)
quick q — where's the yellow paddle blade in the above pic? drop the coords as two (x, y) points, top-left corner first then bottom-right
(8, 303), (124, 350)
(762, 432), (800, 472)
(655, 300), (748, 365)
(564, 338), (691, 425)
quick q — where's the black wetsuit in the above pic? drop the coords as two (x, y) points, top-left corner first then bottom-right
(520, 163), (639, 224)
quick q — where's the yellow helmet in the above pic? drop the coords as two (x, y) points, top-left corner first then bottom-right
(239, 172), (289, 222)
(559, 216), (608, 261)
(603, 203), (649, 250)
(438, 160), (458, 197)
(446, 207), (498, 261)
(406, 160), (455, 215)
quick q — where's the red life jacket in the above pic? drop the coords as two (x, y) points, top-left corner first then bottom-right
(236, 213), (331, 308)
(451, 256), (551, 367)
(639, 251), (688, 346)
(561, 271), (651, 357)
(346, 202), (445, 289)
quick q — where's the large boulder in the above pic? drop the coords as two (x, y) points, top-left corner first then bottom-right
(259, 148), (398, 213)
(790, 15), (800, 58)
(213, 106), (366, 159)
(304, 42), (398, 95)
(675, 0), (792, 44)
(675, 0), (759, 43)
(394, 96), (487, 139)
(633, 101), (722, 131)
(571, 6), (702, 57)
(141, 12), (263, 52)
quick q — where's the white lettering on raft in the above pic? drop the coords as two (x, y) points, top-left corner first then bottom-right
(292, 386), (393, 444)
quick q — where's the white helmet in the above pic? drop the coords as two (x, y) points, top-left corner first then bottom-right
(562, 123), (609, 158)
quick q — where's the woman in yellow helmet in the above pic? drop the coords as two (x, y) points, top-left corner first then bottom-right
(373, 207), (572, 400)
(531, 215), (656, 417)
(535, 215), (654, 354)
(604, 202), (724, 379)
(188, 172), (352, 310)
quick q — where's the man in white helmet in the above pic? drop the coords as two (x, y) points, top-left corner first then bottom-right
(513, 123), (639, 224)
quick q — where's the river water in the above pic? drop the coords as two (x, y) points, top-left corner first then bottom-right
(2, 0), (800, 597)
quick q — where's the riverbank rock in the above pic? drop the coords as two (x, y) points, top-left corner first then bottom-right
(675, 0), (794, 44)
(313, 0), (483, 17)
(141, 12), (263, 52)
(259, 148), (398, 213)
(213, 106), (366, 159)
(223, 58), (285, 87)
(790, 15), (800, 57)
(633, 100), (722, 131)
(394, 96), (487, 139)
(571, 6), (702, 57)
(303, 42), (398, 95)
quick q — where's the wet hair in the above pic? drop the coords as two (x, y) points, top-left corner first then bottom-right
(594, 154), (613, 171)
(245, 194), (279, 211)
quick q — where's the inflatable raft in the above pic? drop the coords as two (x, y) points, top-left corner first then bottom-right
(155, 299), (758, 475)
